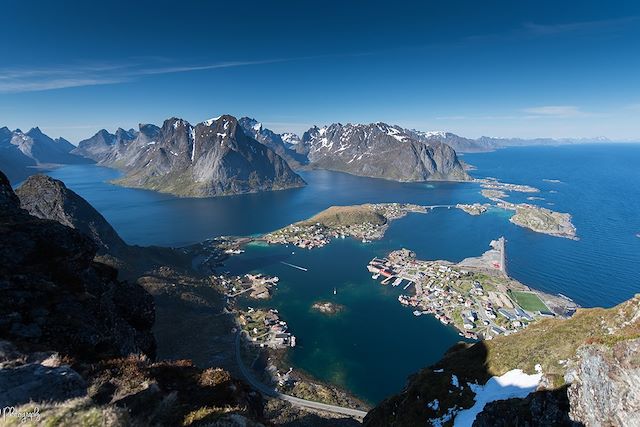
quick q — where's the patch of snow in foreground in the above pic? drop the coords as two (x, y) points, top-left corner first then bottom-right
(453, 369), (542, 427)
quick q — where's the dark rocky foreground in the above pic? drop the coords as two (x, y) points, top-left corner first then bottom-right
(0, 170), (263, 425)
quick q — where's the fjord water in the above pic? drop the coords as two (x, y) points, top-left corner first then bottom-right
(48, 144), (640, 403)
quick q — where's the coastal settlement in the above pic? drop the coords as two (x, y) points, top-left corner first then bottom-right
(366, 238), (578, 340)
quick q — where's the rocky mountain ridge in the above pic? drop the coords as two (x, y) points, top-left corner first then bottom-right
(0, 126), (90, 182)
(72, 115), (306, 197)
(238, 117), (308, 169)
(300, 122), (469, 181)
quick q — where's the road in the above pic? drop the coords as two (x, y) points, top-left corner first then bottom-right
(234, 332), (368, 420)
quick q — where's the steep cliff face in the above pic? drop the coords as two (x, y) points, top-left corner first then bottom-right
(301, 122), (469, 182)
(16, 174), (128, 256)
(566, 339), (640, 426)
(14, 173), (191, 279)
(364, 295), (640, 426)
(73, 115), (306, 197)
(0, 171), (155, 362)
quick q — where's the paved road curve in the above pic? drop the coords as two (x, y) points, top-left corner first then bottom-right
(234, 332), (368, 420)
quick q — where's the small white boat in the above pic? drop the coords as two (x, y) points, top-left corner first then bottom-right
(413, 310), (422, 316)
(372, 273), (380, 279)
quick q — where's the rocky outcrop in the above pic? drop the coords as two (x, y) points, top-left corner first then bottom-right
(0, 342), (87, 407)
(566, 339), (640, 426)
(0, 170), (156, 361)
(72, 115), (306, 197)
(16, 174), (128, 256)
(301, 122), (469, 182)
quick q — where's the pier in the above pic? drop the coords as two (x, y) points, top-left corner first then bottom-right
(280, 261), (308, 272)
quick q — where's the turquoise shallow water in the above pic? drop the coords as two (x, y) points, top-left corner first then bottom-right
(47, 143), (640, 403)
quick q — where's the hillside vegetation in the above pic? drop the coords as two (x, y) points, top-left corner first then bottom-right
(301, 205), (387, 227)
(364, 295), (640, 426)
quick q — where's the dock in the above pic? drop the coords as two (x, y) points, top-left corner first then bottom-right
(280, 261), (308, 272)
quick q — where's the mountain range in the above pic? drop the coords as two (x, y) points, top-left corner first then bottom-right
(73, 115), (306, 197)
(1, 116), (619, 196)
(0, 126), (90, 182)
(299, 122), (469, 181)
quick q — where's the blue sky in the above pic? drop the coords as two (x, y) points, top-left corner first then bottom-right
(1, 0), (639, 142)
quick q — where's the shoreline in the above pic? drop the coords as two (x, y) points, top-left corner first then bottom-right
(366, 238), (578, 340)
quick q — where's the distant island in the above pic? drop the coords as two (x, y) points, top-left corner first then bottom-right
(456, 203), (490, 215)
(457, 178), (579, 240)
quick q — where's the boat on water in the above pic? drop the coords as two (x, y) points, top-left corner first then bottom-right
(413, 310), (422, 316)
(372, 273), (380, 279)
(392, 277), (403, 287)
(333, 287), (337, 295)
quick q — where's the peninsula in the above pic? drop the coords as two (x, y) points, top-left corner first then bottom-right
(367, 238), (578, 339)
(264, 203), (427, 249)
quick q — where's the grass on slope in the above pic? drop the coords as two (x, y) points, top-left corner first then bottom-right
(301, 205), (387, 227)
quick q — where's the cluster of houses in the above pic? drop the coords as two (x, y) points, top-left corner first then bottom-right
(264, 220), (386, 249)
(263, 203), (428, 250)
(369, 250), (544, 340)
(240, 308), (296, 349)
(216, 273), (279, 300)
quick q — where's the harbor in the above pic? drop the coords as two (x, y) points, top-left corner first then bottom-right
(366, 238), (578, 339)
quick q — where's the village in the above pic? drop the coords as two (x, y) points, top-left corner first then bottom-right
(263, 203), (427, 249)
(214, 272), (280, 299)
(237, 307), (297, 349)
(366, 244), (577, 340)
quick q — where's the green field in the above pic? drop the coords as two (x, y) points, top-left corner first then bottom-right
(510, 290), (550, 312)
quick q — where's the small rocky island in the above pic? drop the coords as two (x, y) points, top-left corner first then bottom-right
(264, 203), (427, 249)
(456, 203), (490, 215)
(475, 177), (578, 239)
(312, 301), (345, 315)
(501, 201), (577, 240)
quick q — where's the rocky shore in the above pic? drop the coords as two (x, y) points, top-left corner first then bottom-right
(312, 301), (346, 315)
(264, 203), (427, 249)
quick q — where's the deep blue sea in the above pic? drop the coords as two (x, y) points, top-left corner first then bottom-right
(47, 144), (640, 403)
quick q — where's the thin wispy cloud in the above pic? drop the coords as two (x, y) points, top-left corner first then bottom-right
(522, 105), (589, 118)
(464, 16), (639, 45)
(522, 16), (639, 36)
(0, 59), (288, 94)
